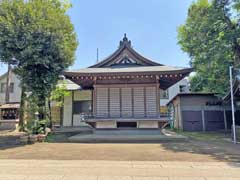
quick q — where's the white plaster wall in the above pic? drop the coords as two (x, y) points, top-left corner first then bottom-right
(63, 92), (72, 126)
(0, 73), (21, 104)
(137, 121), (158, 129)
(96, 121), (116, 129)
(160, 78), (189, 106)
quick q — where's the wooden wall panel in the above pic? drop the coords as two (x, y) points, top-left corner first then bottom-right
(133, 87), (145, 117)
(96, 87), (108, 117)
(121, 88), (132, 118)
(146, 87), (157, 117)
(109, 88), (120, 117)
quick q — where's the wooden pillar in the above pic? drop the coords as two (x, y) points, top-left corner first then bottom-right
(131, 88), (134, 118)
(202, 108), (206, 132)
(156, 75), (160, 117)
(93, 77), (97, 117)
(92, 87), (97, 117)
(224, 109), (228, 131)
(107, 87), (110, 118)
(60, 97), (64, 127)
(71, 91), (74, 126)
(143, 87), (147, 117)
(119, 88), (122, 118)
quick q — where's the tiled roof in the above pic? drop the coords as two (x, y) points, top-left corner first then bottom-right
(67, 66), (191, 74)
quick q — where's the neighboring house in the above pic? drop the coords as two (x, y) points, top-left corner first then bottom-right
(167, 76), (240, 132)
(0, 72), (21, 130)
(160, 78), (189, 115)
(167, 93), (225, 131)
(0, 72), (21, 105)
(63, 35), (192, 129)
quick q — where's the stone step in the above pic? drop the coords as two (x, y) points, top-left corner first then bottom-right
(68, 133), (188, 143)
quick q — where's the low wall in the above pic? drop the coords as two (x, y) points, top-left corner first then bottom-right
(0, 120), (18, 130)
(137, 121), (159, 129)
(96, 121), (117, 129)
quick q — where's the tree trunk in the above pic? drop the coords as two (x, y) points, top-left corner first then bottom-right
(48, 98), (53, 129)
(37, 95), (46, 121)
(19, 86), (26, 131)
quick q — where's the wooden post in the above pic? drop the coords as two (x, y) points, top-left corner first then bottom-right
(119, 88), (122, 118)
(202, 108), (206, 132)
(71, 91), (74, 126)
(143, 87), (147, 117)
(224, 109), (228, 131)
(107, 87), (110, 118)
(156, 75), (160, 118)
(131, 88), (134, 118)
(93, 77), (97, 117)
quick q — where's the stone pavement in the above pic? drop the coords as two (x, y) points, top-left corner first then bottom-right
(0, 160), (239, 180)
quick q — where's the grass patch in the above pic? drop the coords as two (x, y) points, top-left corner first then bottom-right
(45, 133), (69, 143)
(172, 129), (231, 143)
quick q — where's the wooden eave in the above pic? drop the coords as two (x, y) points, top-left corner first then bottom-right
(64, 68), (192, 90)
(64, 68), (193, 78)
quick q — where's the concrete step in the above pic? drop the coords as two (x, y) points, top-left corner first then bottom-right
(94, 129), (162, 135)
(68, 133), (188, 143)
(53, 126), (93, 135)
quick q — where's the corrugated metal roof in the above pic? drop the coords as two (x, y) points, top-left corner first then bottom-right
(167, 92), (218, 106)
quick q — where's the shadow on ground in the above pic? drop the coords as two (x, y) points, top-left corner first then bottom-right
(0, 130), (29, 150)
(159, 131), (240, 165)
(0, 129), (240, 167)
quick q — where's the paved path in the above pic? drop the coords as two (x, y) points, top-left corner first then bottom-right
(0, 160), (239, 180)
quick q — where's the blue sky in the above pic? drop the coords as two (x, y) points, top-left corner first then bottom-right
(0, 0), (193, 74)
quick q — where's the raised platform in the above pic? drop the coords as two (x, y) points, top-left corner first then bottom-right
(86, 117), (169, 122)
(85, 119), (170, 129)
(68, 129), (188, 143)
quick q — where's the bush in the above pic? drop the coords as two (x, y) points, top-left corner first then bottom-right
(24, 119), (49, 135)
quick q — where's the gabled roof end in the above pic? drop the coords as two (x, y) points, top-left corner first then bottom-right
(119, 33), (131, 47)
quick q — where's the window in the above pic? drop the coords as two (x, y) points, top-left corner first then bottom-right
(160, 89), (169, 99)
(0, 83), (14, 93)
(73, 100), (92, 114)
(0, 83), (6, 93)
(10, 83), (14, 93)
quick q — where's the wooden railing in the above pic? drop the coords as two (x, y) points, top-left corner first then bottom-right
(78, 112), (170, 121)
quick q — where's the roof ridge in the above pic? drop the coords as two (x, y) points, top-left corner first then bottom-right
(89, 34), (163, 68)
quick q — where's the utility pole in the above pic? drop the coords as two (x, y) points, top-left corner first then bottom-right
(229, 66), (237, 144)
(96, 48), (99, 63)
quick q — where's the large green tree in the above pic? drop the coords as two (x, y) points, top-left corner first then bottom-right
(0, 0), (78, 122)
(178, 0), (240, 95)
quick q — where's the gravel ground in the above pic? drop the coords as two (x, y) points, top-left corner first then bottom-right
(0, 130), (240, 162)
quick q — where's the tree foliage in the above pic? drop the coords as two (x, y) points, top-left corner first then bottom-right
(178, 0), (240, 95)
(50, 81), (70, 107)
(0, 0), (78, 119)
